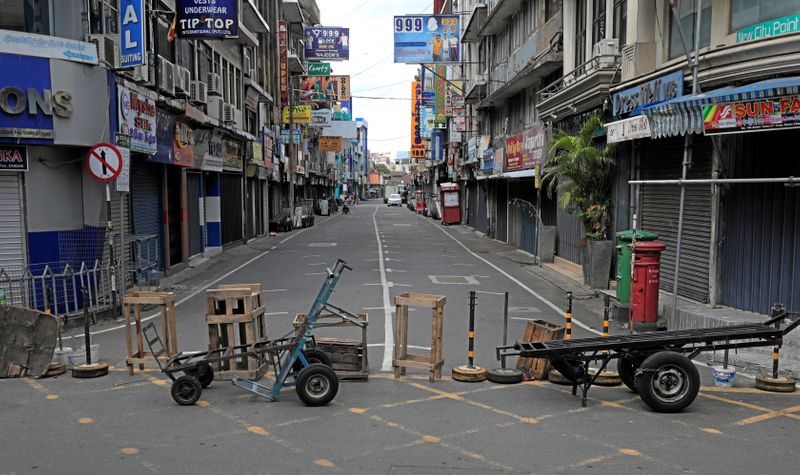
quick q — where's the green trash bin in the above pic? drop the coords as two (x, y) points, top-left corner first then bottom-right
(616, 230), (658, 303)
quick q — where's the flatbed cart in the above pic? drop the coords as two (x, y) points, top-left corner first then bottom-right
(497, 305), (800, 413)
(143, 259), (353, 407)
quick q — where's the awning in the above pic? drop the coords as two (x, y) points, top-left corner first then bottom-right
(642, 76), (800, 138)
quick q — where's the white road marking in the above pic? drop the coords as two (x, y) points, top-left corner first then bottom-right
(301, 254), (321, 258)
(385, 258), (404, 262)
(424, 217), (602, 336)
(263, 289), (288, 293)
(428, 275), (481, 285)
(305, 272), (326, 276)
(386, 269), (407, 273)
(308, 262), (326, 266)
(373, 206), (394, 371)
(363, 283), (382, 286)
(453, 263), (475, 267)
(308, 242), (337, 247)
(265, 312), (289, 316)
(393, 224), (412, 227)
(367, 343), (430, 351)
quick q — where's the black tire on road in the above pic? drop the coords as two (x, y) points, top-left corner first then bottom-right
(618, 356), (641, 393)
(486, 367), (524, 384)
(296, 363), (339, 406)
(635, 352), (699, 413)
(194, 363), (214, 389)
(293, 349), (333, 372)
(171, 375), (202, 406)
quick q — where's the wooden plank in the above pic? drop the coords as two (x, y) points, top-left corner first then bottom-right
(206, 313), (257, 325)
(393, 359), (434, 370)
(394, 292), (446, 308)
(124, 302), (133, 374)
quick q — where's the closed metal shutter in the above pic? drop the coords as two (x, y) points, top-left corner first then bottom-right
(131, 161), (163, 268)
(466, 181), (477, 227)
(719, 131), (800, 313)
(270, 183), (284, 222)
(0, 173), (25, 272)
(186, 172), (202, 257)
(474, 180), (488, 234)
(495, 180), (508, 242)
(640, 136), (713, 303)
(508, 180), (538, 254)
(221, 173), (243, 245)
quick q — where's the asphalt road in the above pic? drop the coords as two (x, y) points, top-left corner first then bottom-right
(2, 203), (799, 474)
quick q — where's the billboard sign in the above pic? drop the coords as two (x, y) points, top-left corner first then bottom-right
(119, 0), (145, 68)
(299, 75), (350, 102)
(175, 0), (238, 38)
(411, 81), (425, 159)
(393, 15), (460, 64)
(279, 21), (288, 105)
(304, 27), (350, 61)
(319, 136), (343, 152)
(522, 125), (547, 169)
(307, 62), (332, 76)
(704, 95), (800, 135)
(505, 133), (524, 171)
(118, 85), (156, 155)
(281, 105), (311, 124)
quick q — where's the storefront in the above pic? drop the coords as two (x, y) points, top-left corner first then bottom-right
(221, 136), (244, 246)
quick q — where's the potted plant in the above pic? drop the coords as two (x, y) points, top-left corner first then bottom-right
(543, 115), (616, 289)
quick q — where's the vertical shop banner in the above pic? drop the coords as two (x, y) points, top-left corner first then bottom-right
(299, 75), (351, 102)
(153, 107), (174, 164)
(304, 27), (350, 61)
(445, 80), (463, 116)
(118, 85), (157, 155)
(175, 0), (238, 38)
(431, 129), (445, 162)
(279, 22), (289, 105)
(505, 133), (523, 171)
(522, 125), (547, 169)
(410, 81), (425, 159)
(453, 108), (466, 132)
(434, 64), (447, 122)
(393, 15), (460, 64)
(173, 119), (195, 167)
(119, 0), (145, 68)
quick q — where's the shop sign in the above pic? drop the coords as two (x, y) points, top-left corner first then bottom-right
(310, 108), (332, 127)
(704, 95), (800, 135)
(307, 62), (332, 76)
(420, 107), (434, 140)
(505, 133), (524, 171)
(431, 129), (445, 161)
(522, 125), (547, 168)
(613, 70), (683, 116)
(453, 109), (466, 132)
(118, 86), (157, 155)
(198, 129), (223, 172)
(281, 105), (311, 124)
(467, 136), (477, 163)
(175, 0), (238, 39)
(422, 91), (435, 107)
(434, 64), (447, 121)
(279, 22), (288, 105)
(115, 134), (131, 192)
(299, 75), (350, 102)
(280, 128), (301, 144)
(304, 27), (350, 61)
(393, 15), (460, 64)
(151, 107), (174, 163)
(0, 145), (28, 171)
(0, 30), (97, 65)
(319, 136), (343, 152)
(736, 14), (800, 43)
(119, 0), (146, 67)
(251, 141), (264, 163)
(445, 80), (463, 116)
(482, 147), (494, 172)
(223, 137), (242, 171)
(606, 115), (651, 143)
(494, 148), (504, 174)
(173, 119), (195, 167)
(411, 81), (425, 159)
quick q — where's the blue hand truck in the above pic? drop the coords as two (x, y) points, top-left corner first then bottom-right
(144, 259), (353, 407)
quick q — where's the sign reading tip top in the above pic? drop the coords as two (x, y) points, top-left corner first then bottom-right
(175, 0), (239, 38)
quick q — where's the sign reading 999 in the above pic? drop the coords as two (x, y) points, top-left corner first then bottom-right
(394, 15), (460, 64)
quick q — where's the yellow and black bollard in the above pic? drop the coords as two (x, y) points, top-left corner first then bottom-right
(755, 304), (796, 393)
(565, 291), (573, 340)
(452, 291), (487, 382)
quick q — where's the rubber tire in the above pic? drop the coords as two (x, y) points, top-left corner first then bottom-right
(296, 363), (339, 406)
(192, 363), (214, 389)
(755, 374), (797, 393)
(293, 349), (333, 372)
(635, 352), (699, 413)
(71, 362), (109, 379)
(618, 357), (640, 393)
(486, 367), (524, 384)
(171, 375), (202, 406)
(44, 362), (67, 378)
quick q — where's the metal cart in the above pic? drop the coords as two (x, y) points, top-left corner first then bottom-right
(144, 259), (353, 407)
(497, 304), (800, 413)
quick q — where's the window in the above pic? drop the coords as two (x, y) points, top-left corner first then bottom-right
(0, 0), (52, 35)
(198, 43), (213, 83)
(731, 0), (800, 31)
(613, 0), (627, 46)
(178, 40), (195, 79)
(575, 0), (587, 70)
(155, 18), (174, 62)
(668, 0), (711, 60)
(592, 0), (606, 45)
(545, 0), (561, 21)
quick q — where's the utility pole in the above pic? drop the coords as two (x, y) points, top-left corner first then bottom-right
(288, 76), (295, 223)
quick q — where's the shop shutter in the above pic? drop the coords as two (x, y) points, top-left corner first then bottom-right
(475, 180), (489, 234)
(100, 191), (131, 286)
(507, 180), (538, 254)
(495, 180), (508, 242)
(466, 181), (477, 228)
(221, 173), (243, 245)
(0, 173), (26, 273)
(186, 172), (202, 257)
(131, 161), (163, 268)
(640, 136), (713, 303)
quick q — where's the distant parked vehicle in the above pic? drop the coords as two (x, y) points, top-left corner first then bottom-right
(387, 193), (402, 206)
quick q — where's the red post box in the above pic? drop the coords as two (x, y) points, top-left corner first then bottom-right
(415, 190), (425, 214)
(439, 183), (461, 225)
(628, 241), (666, 331)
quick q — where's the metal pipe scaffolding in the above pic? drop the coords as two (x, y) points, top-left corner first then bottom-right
(630, 177), (800, 185)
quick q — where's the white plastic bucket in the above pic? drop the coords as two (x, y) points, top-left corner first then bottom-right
(52, 347), (73, 366)
(712, 366), (736, 387)
(67, 344), (100, 366)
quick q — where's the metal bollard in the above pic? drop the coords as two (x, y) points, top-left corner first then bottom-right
(82, 288), (91, 365)
(603, 294), (610, 338)
(467, 290), (476, 368)
(501, 292), (509, 369)
(565, 291), (573, 340)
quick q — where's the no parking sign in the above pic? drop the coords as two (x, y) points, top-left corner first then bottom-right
(86, 143), (123, 183)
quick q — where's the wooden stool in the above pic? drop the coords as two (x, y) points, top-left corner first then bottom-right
(393, 292), (446, 382)
(206, 284), (268, 380)
(124, 291), (177, 374)
(293, 311), (369, 380)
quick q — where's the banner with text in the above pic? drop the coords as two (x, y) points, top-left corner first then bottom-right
(304, 27), (350, 61)
(299, 75), (350, 102)
(393, 15), (460, 64)
(410, 81), (425, 159)
(176, 0), (238, 38)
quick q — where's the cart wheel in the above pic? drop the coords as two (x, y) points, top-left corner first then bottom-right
(196, 363), (214, 389)
(293, 349), (333, 372)
(635, 352), (699, 413)
(486, 367), (524, 384)
(618, 357), (641, 393)
(171, 376), (202, 406)
(296, 363), (339, 406)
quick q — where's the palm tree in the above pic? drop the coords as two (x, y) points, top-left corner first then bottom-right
(543, 115), (616, 240)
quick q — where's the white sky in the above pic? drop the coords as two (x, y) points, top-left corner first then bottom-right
(315, 0), (434, 159)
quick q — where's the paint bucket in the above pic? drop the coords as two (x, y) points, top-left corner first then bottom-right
(712, 366), (736, 388)
(67, 344), (101, 367)
(53, 347), (73, 366)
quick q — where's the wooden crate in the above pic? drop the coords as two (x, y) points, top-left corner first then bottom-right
(124, 291), (177, 374)
(206, 285), (268, 380)
(293, 312), (369, 381)
(516, 319), (565, 379)
(393, 292), (446, 382)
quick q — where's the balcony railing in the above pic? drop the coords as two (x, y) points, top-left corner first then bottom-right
(537, 54), (621, 103)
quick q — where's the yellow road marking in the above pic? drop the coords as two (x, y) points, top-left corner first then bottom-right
(349, 407), (366, 414)
(407, 382), (463, 400)
(196, 401), (210, 407)
(121, 448), (139, 455)
(702, 428), (722, 435)
(701, 386), (800, 395)
(247, 426), (269, 436)
(148, 378), (169, 386)
(78, 417), (94, 424)
(735, 405), (800, 426)
(314, 459), (335, 468)
(619, 448), (641, 456)
(421, 435), (441, 443)
(46, 394), (59, 400)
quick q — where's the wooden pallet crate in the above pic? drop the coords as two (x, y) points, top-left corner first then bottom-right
(393, 292), (446, 382)
(516, 319), (565, 379)
(293, 312), (369, 381)
(206, 285), (268, 380)
(124, 291), (177, 374)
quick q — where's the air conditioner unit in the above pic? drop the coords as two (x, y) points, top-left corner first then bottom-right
(474, 73), (487, 85)
(157, 56), (176, 96)
(87, 34), (119, 69)
(128, 63), (150, 84)
(207, 72), (222, 96)
(593, 39), (619, 68)
(621, 42), (656, 82)
(207, 96), (224, 121)
(223, 103), (235, 124)
(175, 66), (191, 96)
(233, 109), (244, 130)
(190, 80), (208, 104)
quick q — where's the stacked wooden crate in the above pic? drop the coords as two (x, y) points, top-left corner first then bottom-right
(516, 319), (565, 379)
(293, 312), (369, 380)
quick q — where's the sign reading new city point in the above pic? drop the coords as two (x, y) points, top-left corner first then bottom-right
(176, 0), (238, 38)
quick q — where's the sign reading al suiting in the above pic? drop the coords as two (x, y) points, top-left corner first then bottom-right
(394, 15), (460, 64)
(119, 0), (145, 68)
(176, 0), (238, 38)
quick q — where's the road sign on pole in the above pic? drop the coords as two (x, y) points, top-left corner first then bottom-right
(86, 143), (123, 183)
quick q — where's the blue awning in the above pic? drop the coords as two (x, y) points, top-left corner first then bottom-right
(642, 77), (800, 138)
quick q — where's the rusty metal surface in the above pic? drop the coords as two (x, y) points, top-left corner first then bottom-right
(0, 305), (58, 378)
